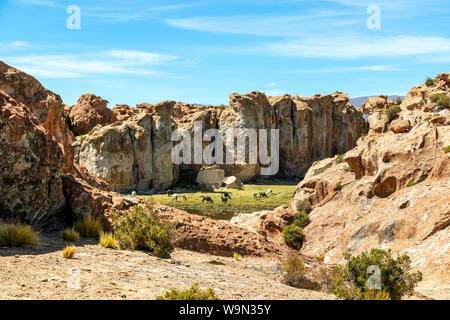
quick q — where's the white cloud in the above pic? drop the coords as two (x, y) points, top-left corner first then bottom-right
(3, 50), (178, 79)
(0, 41), (31, 50)
(289, 65), (401, 74)
(260, 35), (450, 59)
(165, 10), (362, 37)
(16, 0), (201, 22)
(16, 0), (64, 8)
(105, 50), (177, 64)
(265, 89), (288, 96)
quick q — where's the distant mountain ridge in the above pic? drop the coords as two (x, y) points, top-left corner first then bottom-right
(350, 95), (404, 108)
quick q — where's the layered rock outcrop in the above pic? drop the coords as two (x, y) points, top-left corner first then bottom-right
(75, 101), (180, 192)
(75, 112), (153, 192)
(68, 93), (117, 136)
(0, 61), (74, 173)
(0, 90), (66, 221)
(77, 91), (367, 191)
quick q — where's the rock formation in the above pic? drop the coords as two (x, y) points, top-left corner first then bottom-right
(0, 90), (66, 221)
(233, 73), (450, 298)
(68, 93), (117, 136)
(62, 174), (139, 226)
(76, 91), (367, 191)
(0, 61), (75, 173)
(112, 104), (139, 121)
(75, 112), (153, 192)
(0, 61), (140, 223)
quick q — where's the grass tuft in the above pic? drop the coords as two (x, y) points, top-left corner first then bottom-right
(60, 228), (80, 242)
(0, 223), (38, 247)
(233, 252), (242, 261)
(75, 214), (103, 238)
(99, 231), (117, 249)
(156, 283), (219, 300)
(62, 245), (76, 259)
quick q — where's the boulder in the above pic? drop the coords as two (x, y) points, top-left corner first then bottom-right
(362, 95), (389, 114)
(223, 176), (242, 189)
(112, 104), (139, 121)
(155, 203), (287, 257)
(69, 93), (117, 136)
(197, 169), (225, 187)
(390, 119), (411, 133)
(0, 91), (66, 221)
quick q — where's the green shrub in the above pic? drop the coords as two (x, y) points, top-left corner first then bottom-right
(282, 224), (303, 247)
(156, 283), (219, 300)
(233, 252), (242, 261)
(0, 223), (39, 247)
(335, 182), (343, 191)
(60, 228), (80, 242)
(335, 154), (344, 164)
(75, 214), (103, 238)
(281, 254), (305, 287)
(425, 78), (434, 87)
(79, 136), (87, 143)
(333, 249), (422, 300)
(296, 201), (312, 214)
(314, 167), (325, 175)
(363, 289), (391, 300)
(396, 97), (402, 105)
(292, 210), (310, 229)
(405, 180), (415, 187)
(88, 129), (95, 136)
(346, 166), (354, 172)
(431, 93), (450, 108)
(113, 204), (174, 258)
(385, 105), (402, 122)
(444, 145), (450, 154)
(319, 264), (348, 293)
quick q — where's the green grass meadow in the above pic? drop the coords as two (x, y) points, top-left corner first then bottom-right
(141, 180), (297, 220)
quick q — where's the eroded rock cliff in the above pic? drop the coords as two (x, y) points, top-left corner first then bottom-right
(0, 91), (66, 221)
(77, 91), (367, 191)
(0, 61), (75, 173)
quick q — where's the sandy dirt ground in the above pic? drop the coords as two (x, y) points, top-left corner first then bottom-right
(0, 233), (334, 300)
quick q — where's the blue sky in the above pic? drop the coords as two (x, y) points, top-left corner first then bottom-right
(1, 0), (449, 107)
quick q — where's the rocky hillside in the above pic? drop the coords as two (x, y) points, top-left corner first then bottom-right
(233, 73), (450, 299)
